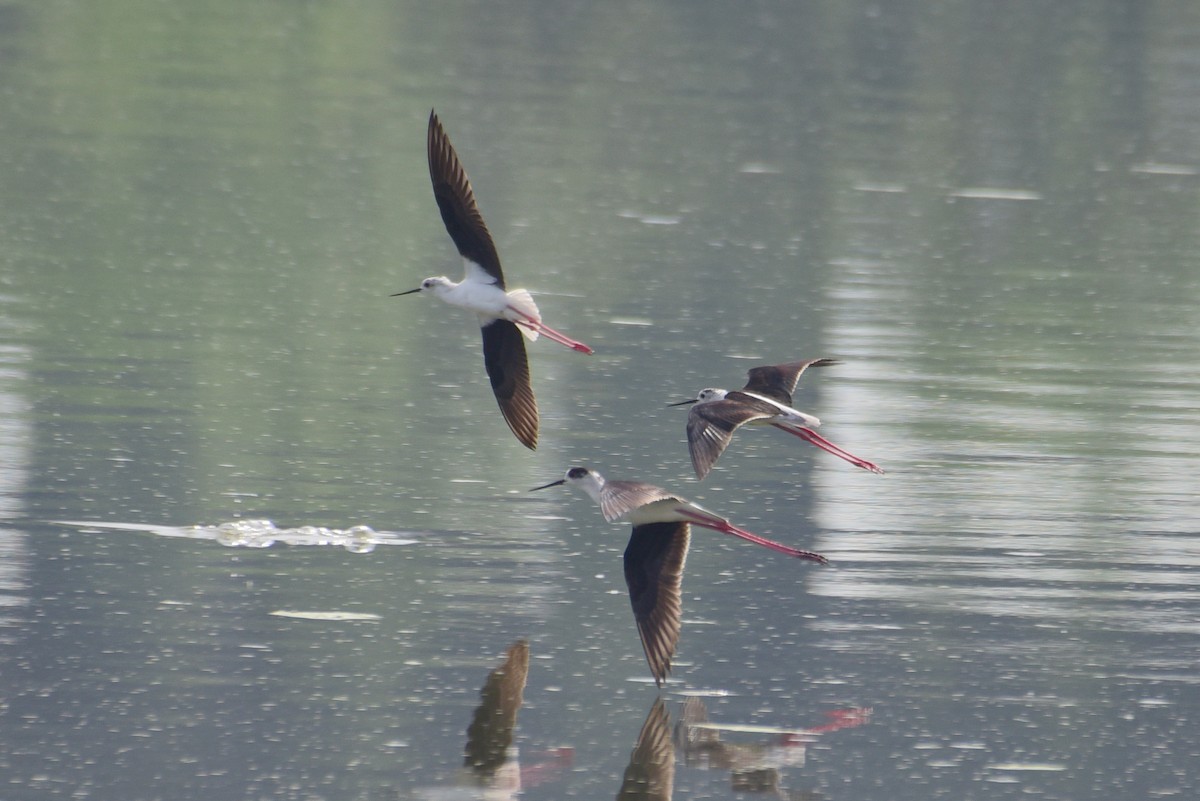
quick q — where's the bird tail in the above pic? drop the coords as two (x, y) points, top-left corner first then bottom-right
(505, 288), (541, 342)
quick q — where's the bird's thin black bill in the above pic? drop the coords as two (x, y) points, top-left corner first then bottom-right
(391, 287), (423, 296)
(667, 399), (698, 407)
(528, 479), (565, 492)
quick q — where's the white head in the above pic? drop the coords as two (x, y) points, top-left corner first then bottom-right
(392, 276), (455, 298)
(667, 387), (727, 408)
(529, 466), (606, 501)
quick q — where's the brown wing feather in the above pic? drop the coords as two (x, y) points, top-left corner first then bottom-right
(481, 319), (538, 449)
(427, 110), (506, 287)
(599, 481), (681, 523)
(624, 522), (690, 687)
(742, 358), (838, 405)
(686, 399), (775, 479)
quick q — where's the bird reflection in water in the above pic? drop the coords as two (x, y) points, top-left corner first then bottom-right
(673, 698), (872, 798)
(413, 641), (866, 800)
(616, 698), (674, 801)
(463, 639), (530, 784)
(415, 640), (573, 800)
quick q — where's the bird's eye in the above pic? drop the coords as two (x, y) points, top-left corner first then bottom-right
(423, 279), (434, 288)
(567, 467), (588, 479)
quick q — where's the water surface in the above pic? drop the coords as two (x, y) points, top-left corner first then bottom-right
(0, 2), (1197, 799)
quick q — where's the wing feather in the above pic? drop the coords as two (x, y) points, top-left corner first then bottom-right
(428, 110), (506, 287)
(742, 358), (838, 405)
(597, 480), (680, 523)
(686, 399), (774, 479)
(623, 522), (689, 687)
(481, 319), (538, 449)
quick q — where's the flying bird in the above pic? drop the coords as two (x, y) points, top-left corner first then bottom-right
(531, 467), (826, 686)
(395, 110), (593, 449)
(670, 358), (884, 478)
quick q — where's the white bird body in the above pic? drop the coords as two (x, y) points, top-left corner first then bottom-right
(417, 271), (542, 342)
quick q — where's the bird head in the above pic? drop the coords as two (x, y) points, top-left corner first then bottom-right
(529, 466), (604, 495)
(668, 387), (726, 407)
(392, 276), (453, 297)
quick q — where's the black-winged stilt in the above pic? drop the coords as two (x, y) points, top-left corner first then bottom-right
(669, 359), (884, 478)
(530, 466), (826, 686)
(395, 110), (593, 449)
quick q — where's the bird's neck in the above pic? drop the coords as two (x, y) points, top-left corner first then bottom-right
(578, 477), (607, 506)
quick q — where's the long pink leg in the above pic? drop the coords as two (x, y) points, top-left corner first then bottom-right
(676, 509), (828, 564)
(507, 306), (594, 354)
(773, 423), (884, 474)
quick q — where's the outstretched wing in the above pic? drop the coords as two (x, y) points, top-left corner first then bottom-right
(481, 319), (539, 449)
(624, 522), (689, 688)
(685, 398), (776, 479)
(428, 110), (505, 287)
(742, 358), (838, 405)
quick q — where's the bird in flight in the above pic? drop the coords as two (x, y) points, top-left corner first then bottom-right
(395, 110), (593, 449)
(531, 466), (826, 686)
(670, 358), (884, 478)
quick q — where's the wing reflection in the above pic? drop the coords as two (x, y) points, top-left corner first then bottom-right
(616, 698), (674, 801)
(673, 698), (871, 797)
(415, 639), (572, 801)
(464, 639), (530, 779)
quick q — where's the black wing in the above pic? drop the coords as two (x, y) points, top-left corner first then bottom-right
(428, 110), (506, 287)
(481, 319), (539, 449)
(742, 358), (838, 405)
(624, 521), (690, 687)
(685, 397), (777, 479)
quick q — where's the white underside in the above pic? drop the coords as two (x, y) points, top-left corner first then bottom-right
(624, 498), (695, 525)
(431, 261), (542, 341)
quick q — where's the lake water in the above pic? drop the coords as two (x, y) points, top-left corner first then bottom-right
(0, 2), (1197, 799)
